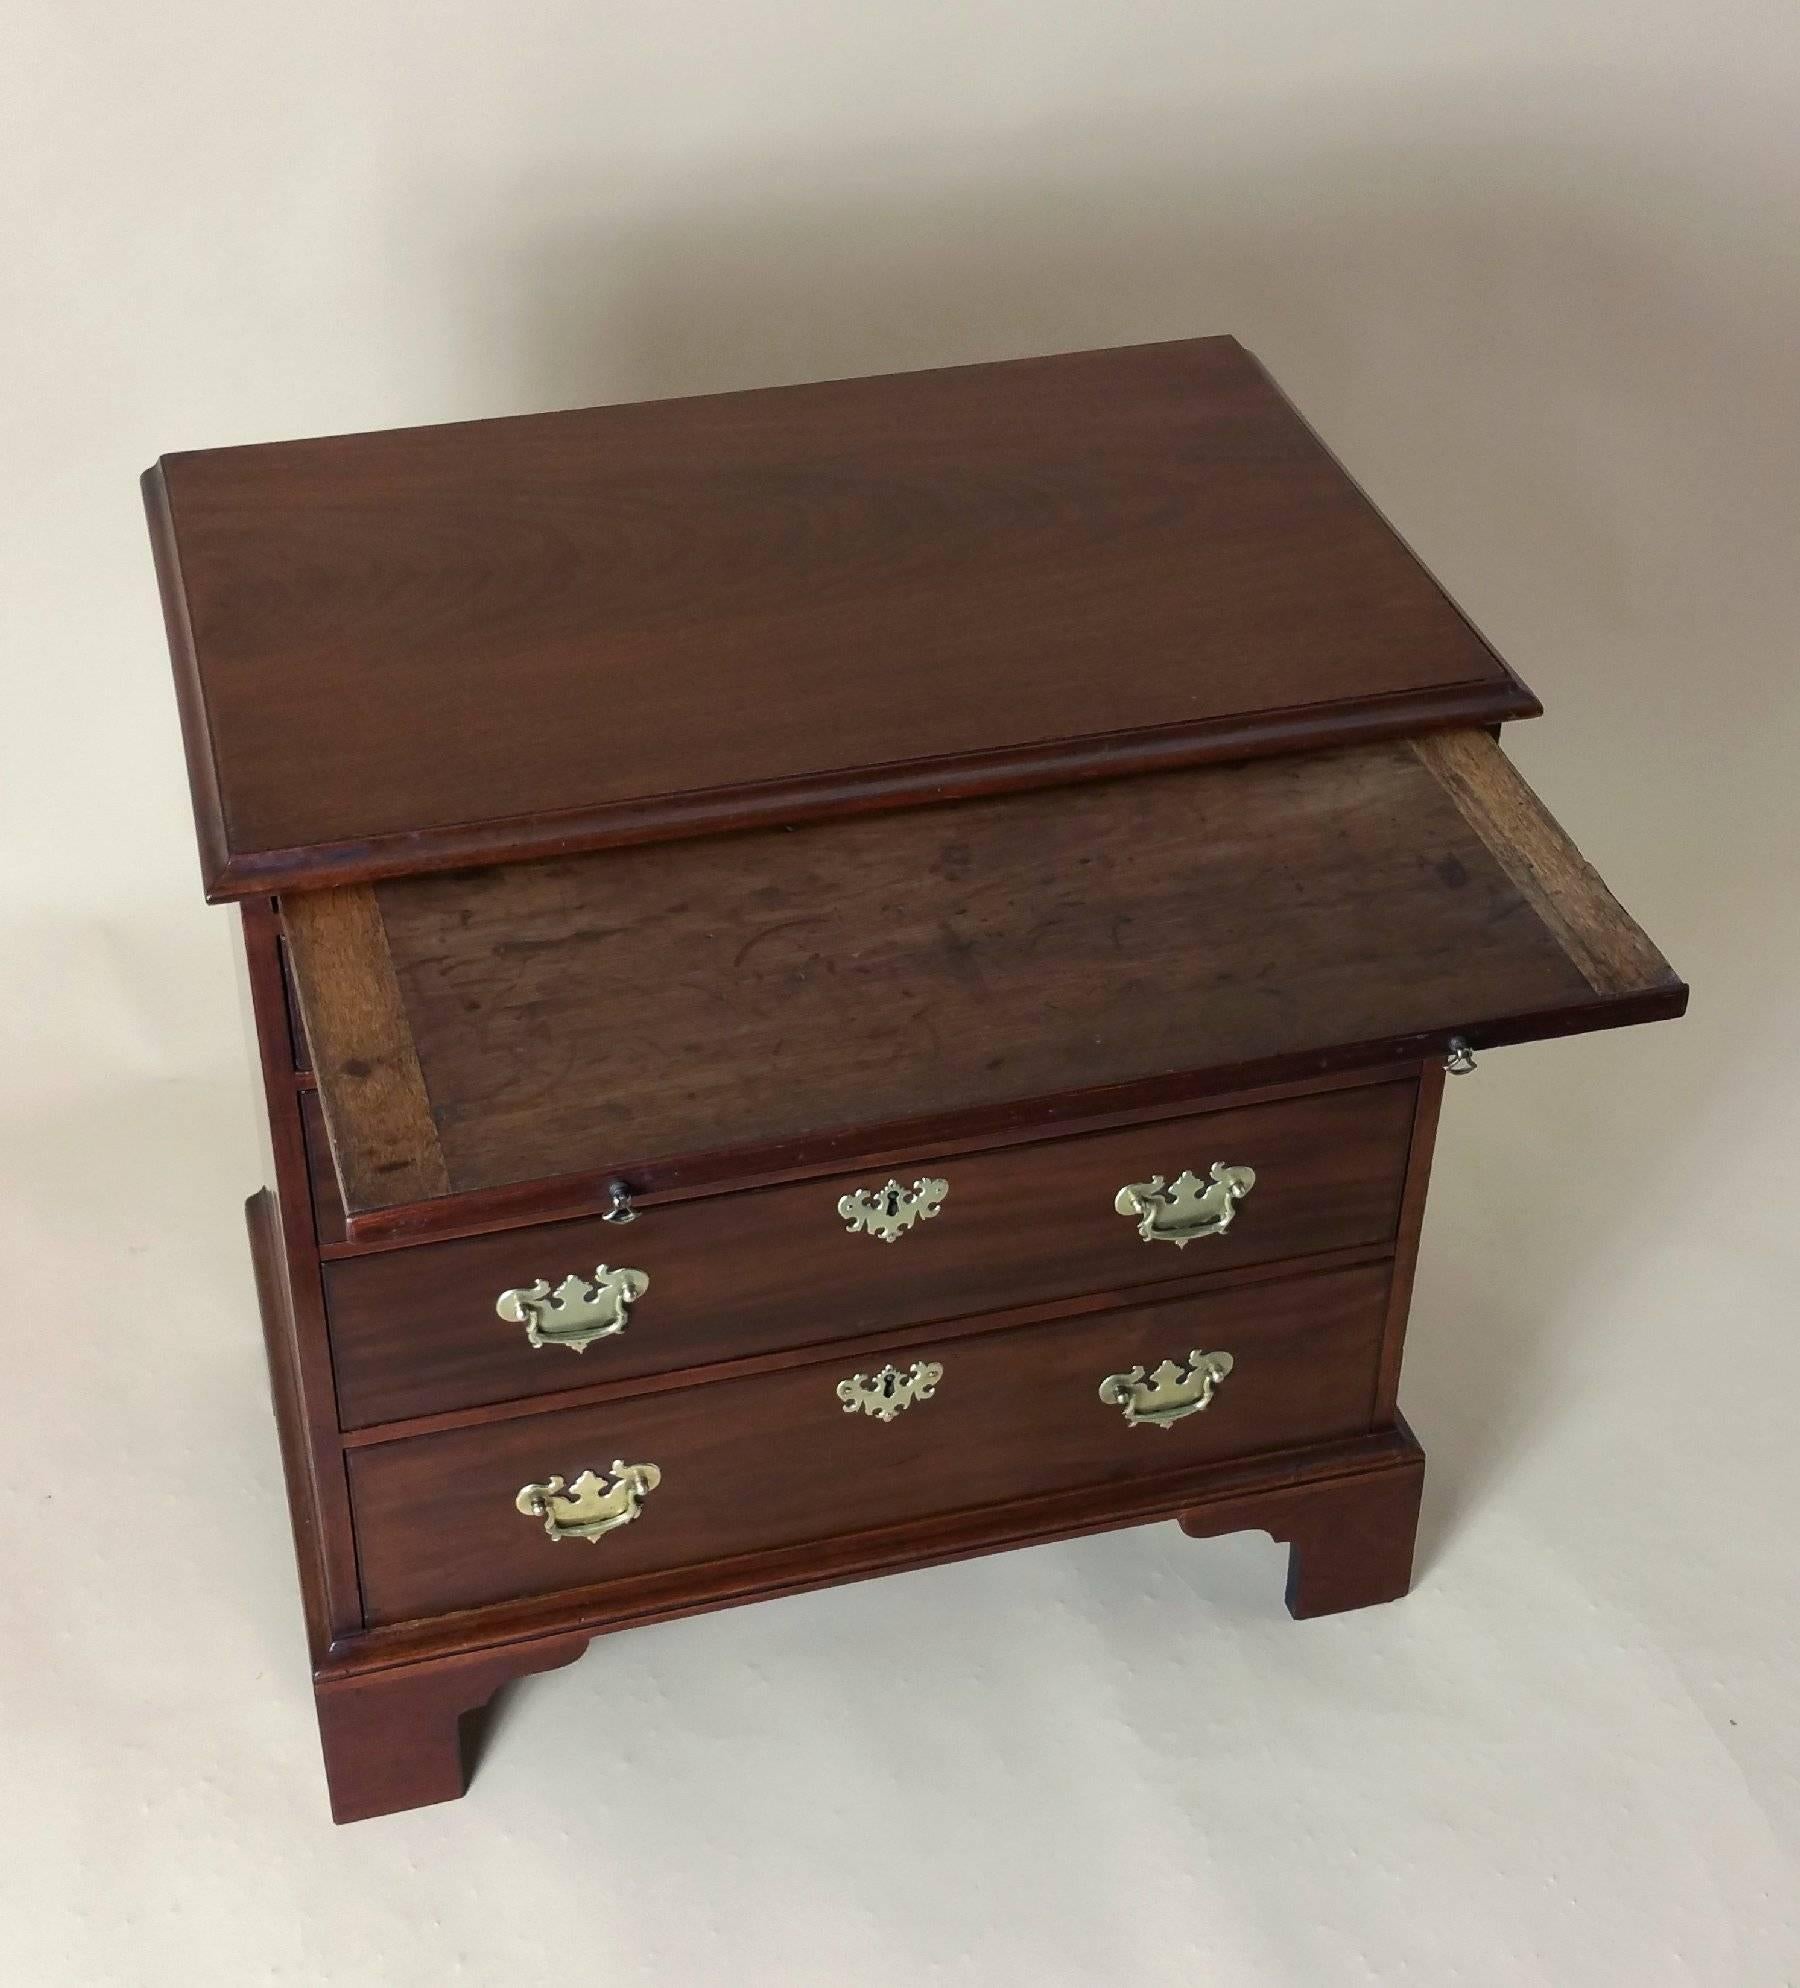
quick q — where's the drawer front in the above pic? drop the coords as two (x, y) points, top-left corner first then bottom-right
(325, 1078), (1415, 1429)
(350, 1261), (1390, 1625)
(302, 1091), (346, 1247)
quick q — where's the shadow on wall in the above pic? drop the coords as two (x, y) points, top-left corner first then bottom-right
(458, 107), (1795, 1557)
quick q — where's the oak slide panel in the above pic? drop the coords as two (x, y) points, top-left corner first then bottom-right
(284, 734), (1683, 1231)
(283, 886), (449, 1210)
(1410, 731), (1674, 997)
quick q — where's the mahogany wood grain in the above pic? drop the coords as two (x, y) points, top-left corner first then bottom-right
(144, 336), (1538, 900)
(336, 1242), (1394, 1450)
(313, 1635), (589, 1825)
(246, 1189), (332, 1662)
(328, 1423), (1424, 1675)
(348, 1261), (1391, 1626)
(323, 1081), (1414, 1429)
(255, 1185), (617, 1825)
(237, 902), (360, 1633)
(300, 1090), (346, 1247)
(144, 459), (231, 896)
(327, 1061), (1438, 1250)
(314, 1060), (1414, 1254)
(290, 733), (1684, 1233)
(1179, 1420), (1424, 1617)
(1372, 1060), (1445, 1423)
(278, 934), (311, 1071)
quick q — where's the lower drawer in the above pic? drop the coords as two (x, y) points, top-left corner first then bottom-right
(349, 1260), (1391, 1626)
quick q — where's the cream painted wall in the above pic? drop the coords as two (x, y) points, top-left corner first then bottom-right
(2, 7), (1795, 1984)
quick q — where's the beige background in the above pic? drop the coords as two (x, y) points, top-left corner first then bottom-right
(3, 4), (1796, 1983)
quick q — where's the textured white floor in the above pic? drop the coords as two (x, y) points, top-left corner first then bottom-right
(5, 6), (1798, 1981)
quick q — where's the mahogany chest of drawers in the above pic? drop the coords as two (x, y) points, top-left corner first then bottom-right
(145, 336), (1684, 1822)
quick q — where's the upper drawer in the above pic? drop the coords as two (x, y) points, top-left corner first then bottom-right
(324, 1078), (1416, 1429)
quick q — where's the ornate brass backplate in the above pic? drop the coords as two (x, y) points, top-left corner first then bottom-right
(837, 1176), (949, 1243)
(1098, 1349), (1235, 1428)
(515, 1461), (663, 1542)
(836, 1359), (944, 1421)
(495, 1264), (650, 1352)
(1113, 1164), (1255, 1247)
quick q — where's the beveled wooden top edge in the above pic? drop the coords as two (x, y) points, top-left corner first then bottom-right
(148, 333), (1542, 900)
(204, 683), (1538, 902)
(160, 333), (1250, 471)
(1233, 342), (1540, 727)
(144, 463), (232, 897)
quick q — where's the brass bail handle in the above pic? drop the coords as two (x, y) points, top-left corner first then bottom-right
(1114, 1164), (1256, 1247)
(495, 1264), (650, 1353)
(1098, 1350), (1235, 1428)
(515, 1461), (662, 1542)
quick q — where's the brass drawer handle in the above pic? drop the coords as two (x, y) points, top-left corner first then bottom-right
(1114, 1165), (1255, 1247)
(515, 1461), (662, 1542)
(837, 1176), (949, 1243)
(1099, 1350), (1234, 1428)
(837, 1359), (943, 1421)
(495, 1265), (649, 1353)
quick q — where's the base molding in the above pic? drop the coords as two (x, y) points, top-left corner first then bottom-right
(315, 1635), (590, 1825)
(326, 1422), (1427, 1664)
(307, 1429), (1426, 1821)
(1179, 1431), (1425, 1619)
